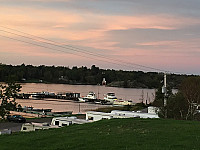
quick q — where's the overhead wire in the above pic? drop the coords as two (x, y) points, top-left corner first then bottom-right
(0, 26), (161, 71)
(0, 26), (192, 74)
(0, 32), (145, 71)
(0, 33), (143, 70)
(0, 26), (168, 72)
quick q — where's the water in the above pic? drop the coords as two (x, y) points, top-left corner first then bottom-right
(16, 83), (156, 114)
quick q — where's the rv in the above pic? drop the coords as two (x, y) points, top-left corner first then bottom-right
(51, 116), (90, 127)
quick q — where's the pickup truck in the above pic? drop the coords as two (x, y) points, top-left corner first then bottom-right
(7, 115), (26, 123)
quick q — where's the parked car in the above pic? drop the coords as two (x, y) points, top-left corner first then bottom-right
(7, 115), (26, 123)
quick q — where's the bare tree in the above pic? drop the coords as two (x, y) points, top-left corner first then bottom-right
(180, 77), (200, 120)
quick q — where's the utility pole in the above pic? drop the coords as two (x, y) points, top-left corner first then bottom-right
(162, 73), (167, 118)
(78, 103), (81, 114)
(146, 92), (149, 105)
(97, 84), (100, 99)
(164, 73), (167, 107)
(141, 90), (144, 103)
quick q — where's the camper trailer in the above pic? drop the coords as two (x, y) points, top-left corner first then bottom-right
(51, 116), (90, 127)
(21, 122), (59, 132)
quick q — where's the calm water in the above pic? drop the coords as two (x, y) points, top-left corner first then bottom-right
(16, 83), (156, 114)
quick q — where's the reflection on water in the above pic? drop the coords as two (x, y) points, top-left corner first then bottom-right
(17, 83), (156, 114)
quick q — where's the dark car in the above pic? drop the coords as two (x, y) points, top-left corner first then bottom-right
(7, 115), (26, 123)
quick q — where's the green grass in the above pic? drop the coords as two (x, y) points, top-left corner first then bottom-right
(1, 118), (200, 150)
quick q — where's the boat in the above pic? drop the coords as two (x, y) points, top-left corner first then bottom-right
(29, 92), (45, 100)
(104, 92), (118, 104)
(113, 99), (133, 106)
(78, 91), (97, 102)
(78, 97), (87, 102)
(83, 91), (97, 102)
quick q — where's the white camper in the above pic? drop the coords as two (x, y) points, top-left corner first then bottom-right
(21, 122), (59, 132)
(51, 116), (90, 127)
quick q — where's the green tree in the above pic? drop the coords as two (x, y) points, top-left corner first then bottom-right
(0, 82), (22, 119)
(152, 86), (173, 118)
(153, 76), (200, 120)
(166, 92), (188, 120)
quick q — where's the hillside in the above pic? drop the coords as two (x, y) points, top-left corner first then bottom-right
(0, 118), (200, 149)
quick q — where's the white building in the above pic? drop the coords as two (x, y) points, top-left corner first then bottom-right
(86, 109), (159, 121)
(147, 106), (160, 114)
(111, 110), (159, 119)
(86, 111), (126, 121)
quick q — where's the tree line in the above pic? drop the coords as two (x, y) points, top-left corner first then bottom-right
(0, 63), (192, 89)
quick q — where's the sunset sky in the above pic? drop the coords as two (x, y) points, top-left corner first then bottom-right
(0, 0), (200, 74)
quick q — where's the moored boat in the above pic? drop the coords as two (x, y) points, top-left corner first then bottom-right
(29, 92), (45, 100)
(83, 91), (97, 102)
(113, 99), (133, 106)
(104, 92), (118, 104)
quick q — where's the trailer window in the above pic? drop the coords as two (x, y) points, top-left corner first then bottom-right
(55, 121), (59, 125)
(88, 116), (93, 120)
(62, 124), (68, 126)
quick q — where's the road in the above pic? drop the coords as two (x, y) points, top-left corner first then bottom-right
(0, 118), (52, 132)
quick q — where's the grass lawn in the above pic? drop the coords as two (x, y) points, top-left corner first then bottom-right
(0, 118), (200, 150)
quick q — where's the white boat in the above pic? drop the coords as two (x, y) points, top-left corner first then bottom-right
(79, 91), (97, 102)
(104, 92), (118, 104)
(113, 99), (132, 106)
(78, 97), (87, 102)
(84, 91), (97, 101)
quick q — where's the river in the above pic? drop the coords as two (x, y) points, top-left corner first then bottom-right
(16, 83), (156, 114)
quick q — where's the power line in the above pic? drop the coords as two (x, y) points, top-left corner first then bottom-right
(0, 28), (154, 71)
(0, 34), (143, 70)
(0, 26), (156, 71)
(0, 32), (145, 71)
(0, 26), (168, 72)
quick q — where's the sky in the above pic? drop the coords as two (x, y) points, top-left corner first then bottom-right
(0, 0), (200, 74)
